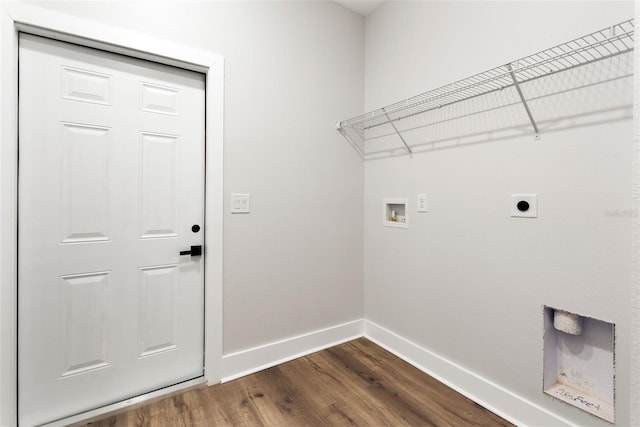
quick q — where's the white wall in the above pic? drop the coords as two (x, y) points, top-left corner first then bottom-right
(633, 4), (640, 425)
(5, 0), (638, 425)
(364, 1), (634, 425)
(23, 0), (365, 357)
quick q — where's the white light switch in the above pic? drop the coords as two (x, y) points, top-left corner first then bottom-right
(417, 193), (427, 212)
(231, 193), (250, 214)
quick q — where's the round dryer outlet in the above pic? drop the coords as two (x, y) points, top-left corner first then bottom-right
(511, 194), (537, 218)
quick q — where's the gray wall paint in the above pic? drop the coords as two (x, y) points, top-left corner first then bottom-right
(28, 0), (365, 355)
(364, 1), (634, 425)
(16, 1), (639, 423)
(633, 5), (640, 425)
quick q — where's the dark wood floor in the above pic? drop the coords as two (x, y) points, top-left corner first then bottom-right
(82, 338), (513, 426)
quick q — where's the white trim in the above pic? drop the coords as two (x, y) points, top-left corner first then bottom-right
(10, 6), (214, 72)
(0, 8), (19, 427)
(219, 318), (580, 425)
(363, 320), (577, 427)
(204, 54), (225, 385)
(0, 3), (224, 426)
(221, 320), (364, 382)
(48, 377), (206, 427)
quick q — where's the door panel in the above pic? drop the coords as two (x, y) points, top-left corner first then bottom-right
(60, 271), (111, 377)
(138, 264), (179, 357)
(18, 33), (205, 427)
(61, 66), (112, 105)
(60, 123), (112, 243)
(140, 132), (179, 238)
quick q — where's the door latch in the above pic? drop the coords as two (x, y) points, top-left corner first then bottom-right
(180, 245), (202, 257)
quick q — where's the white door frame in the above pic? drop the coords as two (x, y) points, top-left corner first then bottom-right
(0, 4), (224, 426)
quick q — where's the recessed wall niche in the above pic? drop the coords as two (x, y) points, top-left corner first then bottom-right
(383, 198), (408, 228)
(543, 306), (615, 423)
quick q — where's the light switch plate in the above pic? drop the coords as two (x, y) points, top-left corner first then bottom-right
(511, 194), (537, 218)
(231, 193), (250, 214)
(417, 193), (427, 212)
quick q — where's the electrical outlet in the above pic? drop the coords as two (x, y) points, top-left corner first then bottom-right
(511, 194), (537, 218)
(417, 193), (427, 212)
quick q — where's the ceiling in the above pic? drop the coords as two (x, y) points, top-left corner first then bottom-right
(334, 0), (385, 16)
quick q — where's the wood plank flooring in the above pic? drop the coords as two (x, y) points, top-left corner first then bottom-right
(81, 338), (513, 426)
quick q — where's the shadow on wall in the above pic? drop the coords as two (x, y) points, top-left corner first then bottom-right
(369, 50), (633, 159)
(339, 27), (634, 161)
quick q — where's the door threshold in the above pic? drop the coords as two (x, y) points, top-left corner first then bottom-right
(41, 377), (207, 427)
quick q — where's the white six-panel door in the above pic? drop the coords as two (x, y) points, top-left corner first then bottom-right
(18, 34), (205, 426)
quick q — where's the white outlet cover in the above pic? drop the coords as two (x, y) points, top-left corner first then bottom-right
(511, 194), (537, 218)
(231, 193), (250, 213)
(417, 193), (427, 212)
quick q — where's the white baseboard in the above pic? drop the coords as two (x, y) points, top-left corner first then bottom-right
(364, 320), (576, 427)
(221, 318), (573, 426)
(221, 319), (364, 382)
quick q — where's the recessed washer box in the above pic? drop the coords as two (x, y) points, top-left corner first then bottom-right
(511, 194), (537, 218)
(543, 306), (615, 423)
(383, 198), (408, 228)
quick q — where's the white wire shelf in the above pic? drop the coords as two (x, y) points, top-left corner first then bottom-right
(337, 19), (635, 160)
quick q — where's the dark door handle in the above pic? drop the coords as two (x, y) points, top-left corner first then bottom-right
(180, 245), (202, 257)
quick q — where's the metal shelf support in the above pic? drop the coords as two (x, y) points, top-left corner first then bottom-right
(382, 108), (413, 157)
(506, 62), (541, 140)
(336, 19), (634, 160)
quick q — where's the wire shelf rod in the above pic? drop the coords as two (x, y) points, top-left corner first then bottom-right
(364, 60), (633, 142)
(362, 99), (527, 144)
(348, 66), (525, 127)
(353, 70), (515, 125)
(360, 86), (518, 132)
(355, 43), (632, 131)
(337, 18), (634, 158)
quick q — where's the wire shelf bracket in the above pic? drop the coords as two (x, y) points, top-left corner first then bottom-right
(336, 19), (634, 160)
(506, 62), (541, 141)
(382, 107), (413, 157)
